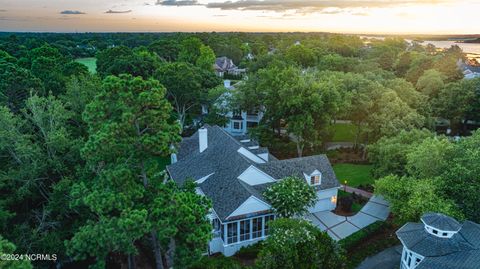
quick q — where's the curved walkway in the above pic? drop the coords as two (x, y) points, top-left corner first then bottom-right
(305, 195), (390, 241)
(355, 245), (402, 269)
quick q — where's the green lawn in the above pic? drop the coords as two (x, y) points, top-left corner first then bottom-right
(333, 163), (374, 187)
(75, 57), (97, 74)
(332, 123), (357, 142)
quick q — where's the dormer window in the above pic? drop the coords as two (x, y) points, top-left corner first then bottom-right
(310, 175), (320, 185)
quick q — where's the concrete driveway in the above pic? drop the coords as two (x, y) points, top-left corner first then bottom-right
(355, 245), (402, 269)
(305, 195), (390, 241)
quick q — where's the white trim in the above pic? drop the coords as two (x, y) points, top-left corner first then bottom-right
(238, 165), (276, 186)
(237, 147), (266, 163)
(195, 172), (215, 184)
(248, 146), (260, 150)
(226, 196), (272, 219)
(240, 139), (251, 143)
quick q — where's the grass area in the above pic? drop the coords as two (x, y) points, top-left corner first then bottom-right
(75, 57), (97, 73)
(333, 163), (374, 187)
(332, 123), (358, 142)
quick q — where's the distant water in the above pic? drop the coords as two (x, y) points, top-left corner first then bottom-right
(418, 40), (480, 55)
(360, 36), (480, 58)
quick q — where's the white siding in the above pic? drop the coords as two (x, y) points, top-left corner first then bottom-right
(308, 188), (338, 213)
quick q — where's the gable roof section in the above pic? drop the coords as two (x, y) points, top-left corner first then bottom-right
(238, 165), (276, 186)
(257, 155), (340, 190)
(167, 125), (258, 220)
(167, 125), (340, 221)
(227, 195), (271, 219)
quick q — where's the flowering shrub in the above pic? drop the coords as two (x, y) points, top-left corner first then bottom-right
(263, 176), (317, 218)
(256, 218), (345, 269)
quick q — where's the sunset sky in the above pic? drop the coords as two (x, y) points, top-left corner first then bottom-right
(0, 0), (478, 33)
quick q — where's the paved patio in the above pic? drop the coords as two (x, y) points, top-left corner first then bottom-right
(305, 195), (390, 241)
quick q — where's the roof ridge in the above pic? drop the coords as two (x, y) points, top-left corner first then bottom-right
(260, 154), (327, 164)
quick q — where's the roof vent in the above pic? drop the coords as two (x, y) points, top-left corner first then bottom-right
(421, 213), (461, 238)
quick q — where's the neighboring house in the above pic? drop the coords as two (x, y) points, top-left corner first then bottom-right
(216, 80), (264, 135)
(457, 59), (480, 79)
(213, 56), (246, 77)
(167, 125), (340, 256)
(396, 212), (480, 269)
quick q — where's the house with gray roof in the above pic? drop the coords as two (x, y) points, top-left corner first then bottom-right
(396, 212), (480, 269)
(167, 125), (340, 256)
(213, 56), (246, 77)
(214, 80), (264, 135)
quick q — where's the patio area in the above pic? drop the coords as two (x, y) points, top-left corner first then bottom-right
(305, 195), (390, 241)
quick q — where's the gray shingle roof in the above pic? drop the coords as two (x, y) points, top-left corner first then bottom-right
(397, 215), (480, 269)
(167, 125), (339, 221)
(421, 212), (461, 231)
(257, 155), (340, 190)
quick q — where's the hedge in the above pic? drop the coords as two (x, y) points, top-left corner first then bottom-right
(338, 221), (384, 250)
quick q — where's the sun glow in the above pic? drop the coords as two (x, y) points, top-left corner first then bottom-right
(0, 0), (477, 33)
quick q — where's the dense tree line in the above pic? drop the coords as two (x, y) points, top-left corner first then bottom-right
(1, 32), (479, 268)
(0, 33), (221, 269)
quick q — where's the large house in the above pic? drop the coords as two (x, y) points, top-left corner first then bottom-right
(396, 212), (480, 269)
(219, 80), (264, 135)
(167, 125), (340, 256)
(213, 57), (246, 77)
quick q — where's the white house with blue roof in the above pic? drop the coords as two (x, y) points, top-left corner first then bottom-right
(166, 125), (340, 256)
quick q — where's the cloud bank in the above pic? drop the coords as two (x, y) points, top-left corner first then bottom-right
(156, 0), (199, 6)
(105, 9), (133, 13)
(60, 10), (86, 15)
(205, 0), (448, 12)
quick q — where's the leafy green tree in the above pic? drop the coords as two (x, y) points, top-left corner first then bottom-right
(375, 175), (462, 224)
(67, 74), (212, 269)
(148, 38), (180, 62)
(96, 46), (161, 79)
(405, 54), (434, 84)
(0, 235), (33, 269)
(405, 136), (454, 179)
(465, 78), (480, 123)
(438, 131), (480, 222)
(434, 80), (475, 134)
(394, 51), (413, 77)
(256, 218), (344, 269)
(362, 90), (425, 156)
(178, 37), (203, 64)
(368, 129), (434, 178)
(155, 62), (220, 131)
(196, 45), (216, 71)
(285, 44), (316, 68)
(60, 74), (102, 137)
(264, 177), (317, 218)
(0, 94), (80, 264)
(317, 54), (351, 72)
(237, 66), (341, 156)
(416, 69), (445, 97)
(0, 62), (43, 112)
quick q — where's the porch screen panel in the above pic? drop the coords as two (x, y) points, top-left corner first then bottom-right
(252, 217), (263, 239)
(227, 222), (238, 244)
(239, 220), (250, 241)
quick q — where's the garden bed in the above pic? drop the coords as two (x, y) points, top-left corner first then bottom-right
(334, 190), (368, 216)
